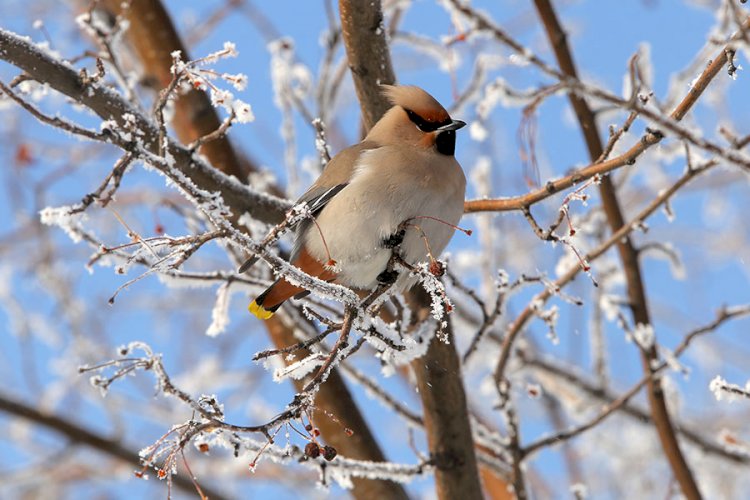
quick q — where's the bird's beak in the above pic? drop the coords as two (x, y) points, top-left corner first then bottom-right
(437, 119), (467, 132)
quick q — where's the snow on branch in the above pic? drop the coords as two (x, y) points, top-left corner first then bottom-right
(0, 27), (291, 226)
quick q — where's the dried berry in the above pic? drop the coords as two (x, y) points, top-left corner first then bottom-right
(429, 260), (445, 277)
(322, 445), (337, 461)
(304, 442), (320, 458)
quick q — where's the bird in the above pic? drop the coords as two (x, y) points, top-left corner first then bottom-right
(247, 85), (467, 319)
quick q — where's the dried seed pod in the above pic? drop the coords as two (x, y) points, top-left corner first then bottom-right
(322, 445), (337, 461)
(304, 442), (320, 458)
(429, 260), (445, 277)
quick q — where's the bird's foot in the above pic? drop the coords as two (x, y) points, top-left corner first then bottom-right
(383, 229), (406, 249)
(376, 269), (399, 285)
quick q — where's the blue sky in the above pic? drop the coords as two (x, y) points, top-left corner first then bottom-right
(1, 0), (749, 498)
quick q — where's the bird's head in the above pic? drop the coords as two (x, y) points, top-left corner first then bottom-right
(367, 85), (466, 156)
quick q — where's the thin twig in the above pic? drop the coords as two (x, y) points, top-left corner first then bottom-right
(521, 305), (750, 458)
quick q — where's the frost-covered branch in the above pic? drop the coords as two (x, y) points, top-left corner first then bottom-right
(0, 27), (291, 226)
(522, 353), (750, 464)
(0, 392), (230, 500)
(710, 376), (750, 401)
(521, 304), (750, 458)
(461, 9), (750, 214)
(494, 160), (717, 391)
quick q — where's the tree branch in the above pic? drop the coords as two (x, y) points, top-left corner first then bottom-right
(461, 10), (750, 214)
(338, 1), (485, 498)
(531, 2), (709, 497)
(520, 305), (750, 458)
(0, 393), (230, 500)
(494, 161), (715, 389)
(338, 0), (396, 130)
(98, 0), (253, 181)
(0, 14), (407, 499)
(522, 353), (750, 464)
(0, 28), (290, 226)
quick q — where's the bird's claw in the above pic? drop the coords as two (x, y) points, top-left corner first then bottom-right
(376, 269), (398, 285)
(383, 229), (406, 249)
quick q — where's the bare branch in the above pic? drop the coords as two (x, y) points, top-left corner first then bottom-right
(521, 305), (750, 458)
(0, 393), (231, 500)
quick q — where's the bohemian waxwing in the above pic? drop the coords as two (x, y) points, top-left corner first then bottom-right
(248, 85), (466, 319)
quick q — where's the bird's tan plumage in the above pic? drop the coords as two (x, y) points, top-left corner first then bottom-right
(248, 85), (466, 319)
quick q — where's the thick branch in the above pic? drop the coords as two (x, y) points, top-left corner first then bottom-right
(406, 289), (485, 500)
(338, 1), (485, 498)
(532, 1), (703, 497)
(99, 0), (252, 181)
(338, 0), (397, 130)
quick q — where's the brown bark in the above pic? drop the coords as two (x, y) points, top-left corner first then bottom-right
(532, 1), (701, 498)
(338, 0), (397, 130)
(100, 0), (249, 181)
(337, 3), (485, 497)
(408, 293), (486, 500)
(91, 2), (408, 498)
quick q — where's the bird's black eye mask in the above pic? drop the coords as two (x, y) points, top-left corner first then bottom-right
(404, 108), (451, 132)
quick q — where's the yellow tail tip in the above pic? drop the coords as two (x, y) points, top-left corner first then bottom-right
(248, 300), (274, 320)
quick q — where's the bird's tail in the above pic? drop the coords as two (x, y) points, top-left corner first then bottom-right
(248, 247), (337, 320)
(248, 279), (306, 320)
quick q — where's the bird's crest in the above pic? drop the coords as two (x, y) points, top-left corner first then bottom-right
(382, 85), (450, 125)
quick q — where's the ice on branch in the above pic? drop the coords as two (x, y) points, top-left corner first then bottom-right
(272, 352), (325, 382)
(599, 294), (621, 322)
(508, 51), (531, 67)
(268, 38), (313, 104)
(710, 376), (750, 402)
(209, 88), (254, 124)
(570, 483), (588, 499)
(222, 41), (238, 58)
(469, 121), (488, 142)
(378, 320), (434, 376)
(206, 282), (231, 337)
(16, 79), (50, 102)
(40, 206), (86, 243)
(632, 323), (655, 350)
(170, 44), (254, 124)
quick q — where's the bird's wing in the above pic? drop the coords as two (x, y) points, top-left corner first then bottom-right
(237, 184), (349, 274)
(298, 183), (348, 216)
(238, 142), (378, 274)
(289, 142), (378, 264)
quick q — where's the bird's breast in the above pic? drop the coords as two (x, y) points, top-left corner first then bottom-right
(303, 147), (466, 288)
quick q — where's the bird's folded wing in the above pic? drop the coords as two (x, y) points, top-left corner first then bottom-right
(301, 183), (348, 215)
(237, 183), (348, 274)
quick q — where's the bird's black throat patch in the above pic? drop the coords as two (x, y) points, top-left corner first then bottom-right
(436, 130), (456, 156)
